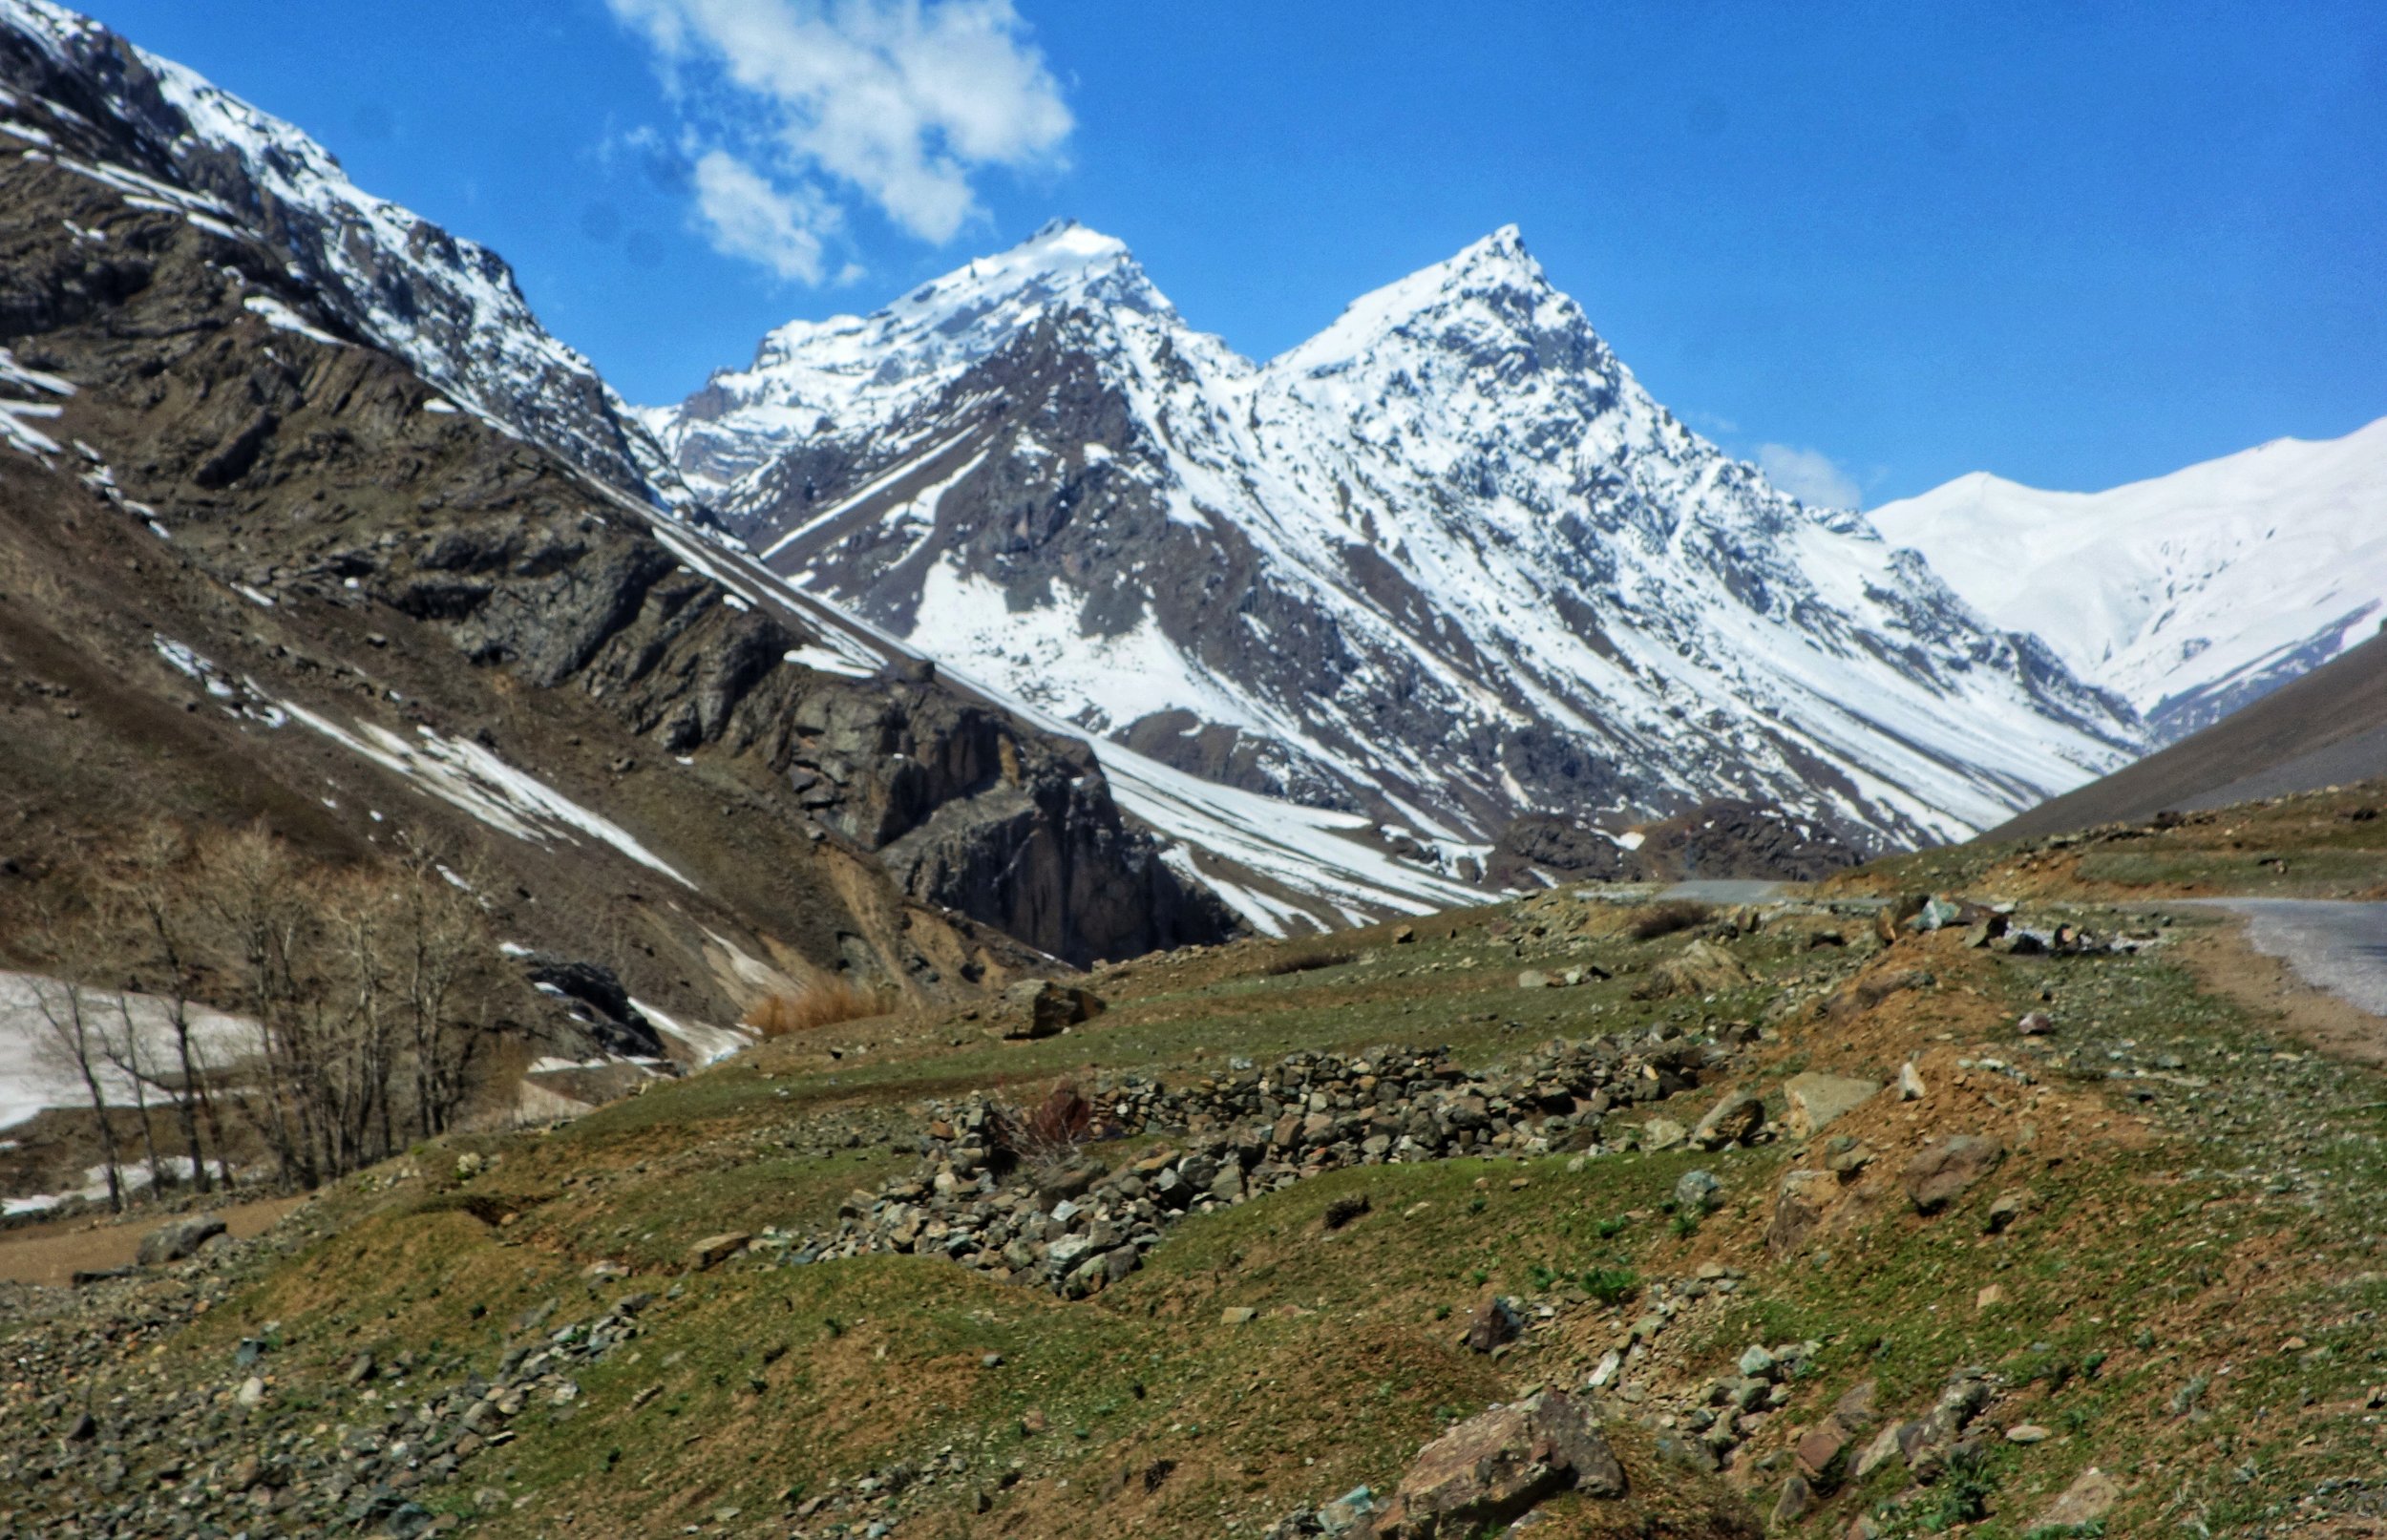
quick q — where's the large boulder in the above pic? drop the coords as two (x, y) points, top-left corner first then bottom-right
(1000, 979), (1106, 1040)
(518, 955), (663, 1058)
(1361, 1389), (1625, 1537)
(137, 1214), (226, 1266)
(1902, 1135), (2007, 1214)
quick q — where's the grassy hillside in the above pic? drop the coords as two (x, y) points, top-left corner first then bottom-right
(7, 833), (2387, 1536)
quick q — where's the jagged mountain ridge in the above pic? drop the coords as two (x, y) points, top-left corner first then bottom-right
(651, 221), (2144, 857)
(0, 0), (691, 515)
(0, 1), (1237, 973)
(1869, 416), (2387, 743)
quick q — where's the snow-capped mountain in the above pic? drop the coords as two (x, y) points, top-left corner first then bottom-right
(1869, 417), (2387, 742)
(0, 0), (689, 513)
(650, 220), (2145, 854)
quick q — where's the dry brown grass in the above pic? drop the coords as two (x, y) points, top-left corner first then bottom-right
(1626, 899), (1713, 940)
(740, 979), (892, 1038)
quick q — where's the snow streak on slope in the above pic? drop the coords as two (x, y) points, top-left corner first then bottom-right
(1870, 417), (2387, 741)
(617, 514), (1487, 930)
(0, 0), (690, 513)
(658, 222), (2144, 853)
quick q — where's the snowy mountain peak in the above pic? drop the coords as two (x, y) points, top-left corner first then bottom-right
(648, 220), (2147, 889)
(657, 220), (1188, 495)
(1276, 224), (1575, 375)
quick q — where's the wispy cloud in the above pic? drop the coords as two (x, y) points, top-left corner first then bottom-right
(689, 148), (834, 281)
(1756, 442), (1863, 510)
(606, 0), (1072, 278)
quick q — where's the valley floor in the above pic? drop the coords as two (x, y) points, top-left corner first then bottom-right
(7, 785), (2387, 1537)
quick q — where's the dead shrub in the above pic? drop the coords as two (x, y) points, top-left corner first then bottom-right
(985, 1075), (1096, 1177)
(1263, 945), (1357, 977)
(741, 978), (890, 1038)
(1628, 900), (1713, 941)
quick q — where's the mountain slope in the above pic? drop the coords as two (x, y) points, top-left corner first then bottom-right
(653, 222), (2144, 862)
(0, 0), (691, 515)
(1869, 417), (2387, 742)
(1986, 628), (2387, 840)
(0, 1), (1234, 982)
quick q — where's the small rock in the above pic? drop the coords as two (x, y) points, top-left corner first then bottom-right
(1220, 1307), (1257, 1326)
(236, 1376), (266, 1407)
(2034, 1467), (2121, 1529)
(1984, 1192), (2026, 1234)
(1517, 969), (1553, 990)
(1640, 1118), (1687, 1151)
(1673, 1169), (1722, 1213)
(2015, 1010), (2056, 1036)
(1783, 1073), (1881, 1138)
(1691, 1090), (1764, 1150)
(2004, 1424), (2052, 1444)
(1738, 1344), (1779, 1380)
(1463, 1296), (1524, 1354)
(1902, 1134), (2005, 1214)
(1897, 1062), (1927, 1101)
(687, 1232), (750, 1271)
(1975, 1284), (2008, 1311)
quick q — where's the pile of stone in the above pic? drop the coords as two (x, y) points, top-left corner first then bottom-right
(791, 1029), (1732, 1298)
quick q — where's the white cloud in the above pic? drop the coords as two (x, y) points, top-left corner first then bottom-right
(1756, 443), (1863, 510)
(690, 148), (834, 282)
(607, 0), (1071, 273)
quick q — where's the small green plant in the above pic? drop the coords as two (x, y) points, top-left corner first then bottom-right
(822, 1316), (845, 1340)
(1592, 1214), (1629, 1239)
(1433, 1303), (1452, 1320)
(1526, 1263), (1559, 1292)
(1913, 1446), (1994, 1530)
(1468, 1266), (1489, 1287)
(1581, 1267), (1639, 1306)
(1468, 1194), (1488, 1214)
(1671, 1210), (1701, 1240)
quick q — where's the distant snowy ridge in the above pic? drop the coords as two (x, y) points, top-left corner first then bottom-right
(0, 0), (692, 513)
(1870, 416), (2387, 741)
(653, 220), (2144, 854)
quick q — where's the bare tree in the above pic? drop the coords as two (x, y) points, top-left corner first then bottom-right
(387, 842), (506, 1139)
(116, 824), (229, 1191)
(198, 825), (321, 1188)
(24, 972), (123, 1213)
(95, 986), (168, 1195)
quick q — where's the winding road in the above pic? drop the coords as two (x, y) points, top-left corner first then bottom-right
(2195, 899), (2387, 1019)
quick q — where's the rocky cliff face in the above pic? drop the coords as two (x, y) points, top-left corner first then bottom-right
(0, 5), (1233, 980)
(652, 222), (2145, 870)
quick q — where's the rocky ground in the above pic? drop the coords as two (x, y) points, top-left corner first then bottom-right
(5, 785), (2387, 1537)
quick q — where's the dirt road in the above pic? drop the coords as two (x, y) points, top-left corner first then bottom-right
(0, 1194), (303, 1288)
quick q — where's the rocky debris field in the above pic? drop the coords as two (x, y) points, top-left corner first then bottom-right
(4, 881), (2387, 1538)
(798, 1031), (1743, 1297)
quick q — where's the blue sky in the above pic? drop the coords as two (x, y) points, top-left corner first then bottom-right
(83, 0), (2387, 505)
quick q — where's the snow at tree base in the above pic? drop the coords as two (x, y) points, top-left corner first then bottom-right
(647, 221), (2144, 858)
